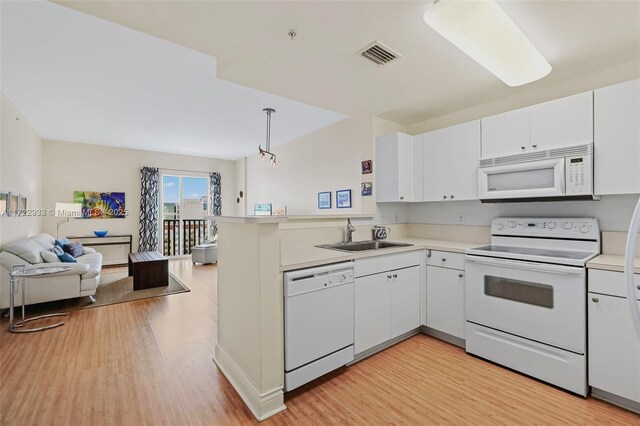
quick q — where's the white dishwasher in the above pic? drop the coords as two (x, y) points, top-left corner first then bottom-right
(284, 262), (354, 391)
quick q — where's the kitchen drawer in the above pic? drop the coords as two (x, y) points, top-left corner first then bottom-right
(589, 269), (640, 300)
(354, 251), (421, 278)
(426, 250), (465, 270)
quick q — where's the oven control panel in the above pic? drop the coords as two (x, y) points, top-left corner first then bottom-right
(492, 217), (599, 240)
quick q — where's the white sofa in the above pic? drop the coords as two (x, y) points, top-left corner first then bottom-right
(0, 233), (102, 309)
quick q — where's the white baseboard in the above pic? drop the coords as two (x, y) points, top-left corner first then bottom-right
(213, 343), (286, 421)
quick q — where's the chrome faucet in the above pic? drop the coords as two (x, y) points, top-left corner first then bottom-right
(345, 218), (356, 243)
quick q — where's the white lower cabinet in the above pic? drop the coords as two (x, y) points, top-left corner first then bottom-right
(354, 257), (421, 355)
(390, 266), (421, 338)
(426, 259), (465, 340)
(355, 272), (391, 354)
(588, 269), (640, 405)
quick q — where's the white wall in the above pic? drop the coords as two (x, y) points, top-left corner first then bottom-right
(245, 115), (409, 218)
(407, 59), (640, 135)
(407, 195), (639, 232)
(0, 93), (43, 246)
(42, 140), (236, 250)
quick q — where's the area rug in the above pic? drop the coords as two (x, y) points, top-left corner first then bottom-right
(18, 272), (190, 316)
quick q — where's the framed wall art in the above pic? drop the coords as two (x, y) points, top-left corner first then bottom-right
(361, 182), (373, 196)
(361, 160), (372, 175)
(318, 192), (331, 209)
(0, 192), (8, 216)
(74, 191), (126, 219)
(336, 189), (352, 209)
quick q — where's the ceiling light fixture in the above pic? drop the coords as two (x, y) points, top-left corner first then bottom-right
(423, 0), (552, 87)
(259, 108), (277, 166)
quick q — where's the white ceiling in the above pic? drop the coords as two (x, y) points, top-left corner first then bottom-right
(0, 1), (346, 160)
(55, 0), (640, 125)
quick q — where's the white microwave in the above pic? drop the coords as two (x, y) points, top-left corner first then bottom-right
(478, 144), (597, 202)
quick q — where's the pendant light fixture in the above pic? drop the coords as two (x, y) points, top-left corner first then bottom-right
(423, 0), (551, 87)
(259, 107), (277, 166)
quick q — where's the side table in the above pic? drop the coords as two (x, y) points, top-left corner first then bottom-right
(8, 265), (72, 333)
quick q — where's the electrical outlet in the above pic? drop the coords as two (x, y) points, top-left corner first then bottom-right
(456, 214), (465, 225)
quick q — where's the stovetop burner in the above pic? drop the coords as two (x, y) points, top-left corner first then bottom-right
(471, 245), (594, 261)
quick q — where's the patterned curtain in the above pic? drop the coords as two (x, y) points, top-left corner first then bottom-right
(139, 167), (159, 252)
(209, 172), (222, 238)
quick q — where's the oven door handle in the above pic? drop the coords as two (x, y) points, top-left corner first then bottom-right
(465, 255), (585, 277)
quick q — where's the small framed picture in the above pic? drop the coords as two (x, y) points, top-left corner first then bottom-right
(19, 195), (27, 215)
(336, 189), (352, 209)
(254, 203), (272, 216)
(361, 182), (373, 196)
(8, 193), (19, 217)
(0, 192), (8, 216)
(361, 160), (372, 175)
(318, 192), (331, 209)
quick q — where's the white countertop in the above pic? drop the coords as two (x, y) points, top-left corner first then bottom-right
(587, 254), (640, 274)
(280, 237), (481, 272)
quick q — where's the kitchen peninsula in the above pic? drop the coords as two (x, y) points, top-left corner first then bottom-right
(212, 215), (490, 421)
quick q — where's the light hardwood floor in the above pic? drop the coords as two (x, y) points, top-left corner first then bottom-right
(1, 259), (638, 425)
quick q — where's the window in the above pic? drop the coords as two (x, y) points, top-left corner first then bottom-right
(160, 174), (210, 256)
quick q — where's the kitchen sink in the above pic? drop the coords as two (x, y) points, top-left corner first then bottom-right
(317, 240), (413, 253)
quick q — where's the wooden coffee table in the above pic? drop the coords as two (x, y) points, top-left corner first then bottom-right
(128, 251), (169, 290)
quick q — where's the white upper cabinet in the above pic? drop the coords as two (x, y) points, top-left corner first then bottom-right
(448, 120), (481, 201)
(421, 128), (449, 202)
(530, 91), (593, 150)
(376, 132), (421, 202)
(481, 91), (594, 159)
(594, 79), (640, 195)
(422, 120), (481, 201)
(481, 107), (529, 158)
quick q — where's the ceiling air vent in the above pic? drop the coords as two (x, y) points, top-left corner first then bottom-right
(358, 41), (402, 66)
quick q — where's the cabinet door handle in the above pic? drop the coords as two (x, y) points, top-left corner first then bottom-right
(458, 273), (463, 278)
(387, 275), (392, 279)
(442, 258), (447, 262)
(450, 195), (454, 199)
(592, 297), (599, 303)
(400, 196), (404, 200)
(637, 285), (640, 290)
(426, 249), (432, 258)
(393, 274), (398, 279)
(443, 195), (448, 199)
(532, 144), (538, 149)
(521, 146), (526, 150)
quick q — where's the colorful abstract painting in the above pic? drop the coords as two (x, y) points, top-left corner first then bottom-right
(73, 191), (126, 219)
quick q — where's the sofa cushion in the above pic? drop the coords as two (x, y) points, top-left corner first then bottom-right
(63, 242), (85, 258)
(57, 253), (77, 263)
(76, 252), (102, 279)
(3, 239), (44, 264)
(55, 237), (70, 248)
(41, 250), (60, 263)
(51, 246), (64, 255)
(30, 233), (56, 251)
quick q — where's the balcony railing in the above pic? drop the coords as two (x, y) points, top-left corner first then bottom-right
(162, 219), (210, 256)
(183, 219), (208, 255)
(163, 220), (180, 256)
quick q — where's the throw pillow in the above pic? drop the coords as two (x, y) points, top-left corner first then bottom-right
(51, 246), (64, 256)
(41, 250), (59, 263)
(57, 253), (77, 263)
(55, 237), (70, 248)
(63, 242), (85, 258)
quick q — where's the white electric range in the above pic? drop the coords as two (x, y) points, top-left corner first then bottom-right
(465, 217), (600, 396)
